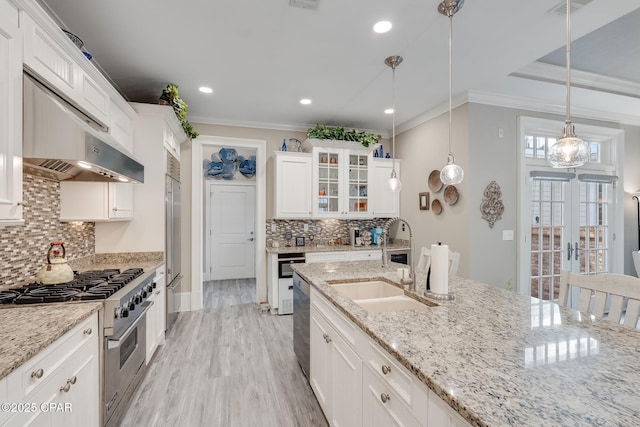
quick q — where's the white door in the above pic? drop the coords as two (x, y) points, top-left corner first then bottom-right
(207, 182), (256, 280)
(518, 119), (623, 301)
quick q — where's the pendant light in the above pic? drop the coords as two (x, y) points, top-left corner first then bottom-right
(547, 0), (590, 168)
(385, 55), (403, 192)
(439, 0), (464, 186)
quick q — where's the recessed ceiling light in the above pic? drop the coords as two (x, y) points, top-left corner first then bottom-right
(199, 86), (213, 94)
(384, 108), (394, 114)
(300, 98), (312, 105)
(374, 21), (392, 34)
(77, 161), (92, 169)
(118, 176), (129, 182)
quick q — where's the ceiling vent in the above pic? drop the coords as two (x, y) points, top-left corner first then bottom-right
(548, 0), (593, 15)
(289, 0), (319, 10)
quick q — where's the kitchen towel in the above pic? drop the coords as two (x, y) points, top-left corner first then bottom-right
(430, 243), (449, 295)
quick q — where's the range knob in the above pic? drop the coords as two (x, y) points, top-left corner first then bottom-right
(122, 308), (129, 318)
(141, 290), (148, 298)
(152, 281), (157, 289)
(114, 307), (122, 319)
(129, 301), (135, 311)
(134, 295), (142, 304)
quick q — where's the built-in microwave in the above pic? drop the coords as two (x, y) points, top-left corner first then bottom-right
(278, 253), (306, 278)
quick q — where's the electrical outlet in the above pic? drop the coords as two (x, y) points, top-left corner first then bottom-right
(303, 224), (309, 232)
(503, 230), (514, 241)
(271, 224), (277, 233)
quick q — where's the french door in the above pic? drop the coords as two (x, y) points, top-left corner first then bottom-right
(527, 171), (616, 301)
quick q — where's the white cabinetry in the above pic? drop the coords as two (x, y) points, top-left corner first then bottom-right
(4, 313), (99, 427)
(312, 147), (373, 219)
(0, 0), (23, 226)
(59, 181), (133, 221)
(146, 265), (166, 364)
(306, 249), (381, 264)
(311, 288), (473, 427)
(273, 152), (312, 219)
(109, 99), (135, 152)
(371, 159), (401, 218)
(310, 288), (362, 427)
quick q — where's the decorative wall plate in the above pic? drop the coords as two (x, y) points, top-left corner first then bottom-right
(428, 170), (443, 192)
(432, 199), (443, 215)
(444, 185), (459, 205)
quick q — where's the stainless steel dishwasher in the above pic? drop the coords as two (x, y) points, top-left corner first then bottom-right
(293, 271), (310, 378)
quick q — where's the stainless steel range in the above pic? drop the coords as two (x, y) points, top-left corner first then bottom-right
(0, 267), (157, 427)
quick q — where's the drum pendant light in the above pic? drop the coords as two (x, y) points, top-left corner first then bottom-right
(385, 55), (403, 192)
(439, 0), (464, 186)
(547, 0), (590, 168)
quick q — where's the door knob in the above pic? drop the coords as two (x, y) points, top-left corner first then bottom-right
(249, 238), (254, 241)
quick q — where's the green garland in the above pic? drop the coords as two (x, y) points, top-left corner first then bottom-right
(306, 125), (381, 147)
(160, 83), (198, 139)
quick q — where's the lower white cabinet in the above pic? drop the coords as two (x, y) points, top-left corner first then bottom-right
(3, 313), (99, 427)
(60, 182), (133, 221)
(363, 366), (421, 427)
(146, 265), (166, 364)
(310, 304), (362, 427)
(310, 289), (472, 427)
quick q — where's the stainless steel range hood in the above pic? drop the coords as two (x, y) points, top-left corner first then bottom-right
(23, 73), (144, 183)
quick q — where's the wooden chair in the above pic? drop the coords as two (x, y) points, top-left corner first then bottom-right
(558, 270), (640, 329)
(417, 246), (460, 276)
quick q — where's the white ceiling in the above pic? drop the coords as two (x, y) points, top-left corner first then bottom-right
(39, 0), (640, 135)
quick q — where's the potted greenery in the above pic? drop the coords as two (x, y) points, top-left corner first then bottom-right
(306, 124), (381, 148)
(159, 83), (198, 139)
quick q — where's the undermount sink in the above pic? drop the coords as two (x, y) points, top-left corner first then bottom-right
(327, 279), (436, 313)
(355, 295), (432, 313)
(330, 280), (404, 300)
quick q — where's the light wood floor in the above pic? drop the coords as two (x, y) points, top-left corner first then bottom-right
(120, 279), (328, 427)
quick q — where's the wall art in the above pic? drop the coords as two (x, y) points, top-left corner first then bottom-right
(480, 180), (504, 228)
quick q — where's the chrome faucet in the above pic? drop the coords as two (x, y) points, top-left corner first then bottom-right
(382, 218), (415, 291)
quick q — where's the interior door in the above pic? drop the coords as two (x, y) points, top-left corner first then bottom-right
(207, 183), (256, 280)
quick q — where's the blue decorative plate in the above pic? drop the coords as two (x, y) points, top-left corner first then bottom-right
(239, 157), (256, 177)
(219, 148), (238, 163)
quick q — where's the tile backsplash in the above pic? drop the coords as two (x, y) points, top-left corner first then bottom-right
(266, 218), (393, 247)
(0, 172), (94, 287)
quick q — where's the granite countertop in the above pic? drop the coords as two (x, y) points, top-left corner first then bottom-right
(293, 261), (640, 427)
(0, 302), (103, 380)
(266, 242), (409, 254)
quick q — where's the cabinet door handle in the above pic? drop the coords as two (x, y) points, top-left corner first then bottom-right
(381, 365), (391, 375)
(380, 393), (390, 403)
(68, 376), (77, 385)
(31, 368), (44, 379)
(60, 383), (71, 393)
(16, 201), (27, 207)
(323, 333), (332, 343)
(84, 328), (93, 335)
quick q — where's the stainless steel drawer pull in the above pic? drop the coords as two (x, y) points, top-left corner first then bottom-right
(31, 368), (44, 379)
(60, 383), (71, 393)
(381, 365), (391, 375)
(380, 393), (390, 403)
(68, 376), (77, 385)
(84, 328), (92, 335)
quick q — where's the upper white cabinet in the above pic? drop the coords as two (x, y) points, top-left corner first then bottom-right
(273, 152), (312, 219)
(60, 181), (134, 222)
(0, 0), (23, 226)
(312, 147), (373, 219)
(22, 13), (110, 127)
(109, 98), (135, 152)
(371, 159), (401, 218)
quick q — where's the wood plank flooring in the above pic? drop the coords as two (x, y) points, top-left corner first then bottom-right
(120, 279), (328, 427)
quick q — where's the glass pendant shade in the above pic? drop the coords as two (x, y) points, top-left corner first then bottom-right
(388, 170), (402, 192)
(548, 121), (590, 168)
(440, 154), (464, 185)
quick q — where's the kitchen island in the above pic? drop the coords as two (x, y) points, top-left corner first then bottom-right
(294, 261), (640, 426)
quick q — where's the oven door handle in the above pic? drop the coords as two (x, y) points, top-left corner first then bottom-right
(107, 301), (153, 350)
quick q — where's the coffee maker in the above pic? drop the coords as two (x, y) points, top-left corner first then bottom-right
(350, 228), (360, 246)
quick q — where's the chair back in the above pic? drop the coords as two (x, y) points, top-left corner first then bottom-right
(417, 247), (460, 276)
(558, 270), (640, 329)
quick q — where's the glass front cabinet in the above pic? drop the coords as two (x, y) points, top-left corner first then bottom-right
(312, 147), (372, 218)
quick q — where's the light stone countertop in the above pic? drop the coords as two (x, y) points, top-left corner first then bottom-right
(266, 242), (409, 254)
(293, 261), (640, 427)
(0, 302), (103, 380)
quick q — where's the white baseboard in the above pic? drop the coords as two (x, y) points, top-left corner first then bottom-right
(176, 292), (192, 312)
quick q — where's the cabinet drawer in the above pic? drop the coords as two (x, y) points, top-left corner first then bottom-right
(8, 315), (98, 400)
(306, 251), (349, 264)
(351, 250), (381, 261)
(359, 335), (415, 407)
(311, 288), (357, 348)
(362, 366), (421, 427)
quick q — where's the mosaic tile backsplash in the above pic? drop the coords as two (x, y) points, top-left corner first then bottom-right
(265, 218), (393, 247)
(0, 172), (95, 287)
